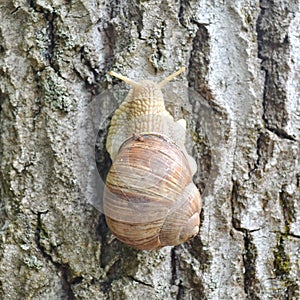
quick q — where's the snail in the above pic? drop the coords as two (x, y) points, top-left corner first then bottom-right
(103, 67), (201, 250)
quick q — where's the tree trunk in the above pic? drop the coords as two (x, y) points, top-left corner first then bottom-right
(0, 1), (299, 299)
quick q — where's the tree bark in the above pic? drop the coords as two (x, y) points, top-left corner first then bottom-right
(0, 0), (299, 299)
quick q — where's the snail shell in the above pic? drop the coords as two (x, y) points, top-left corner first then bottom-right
(103, 68), (201, 250)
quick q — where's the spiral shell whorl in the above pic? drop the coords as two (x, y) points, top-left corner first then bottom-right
(104, 134), (201, 250)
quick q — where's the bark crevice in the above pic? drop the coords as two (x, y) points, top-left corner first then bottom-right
(34, 210), (77, 300)
(243, 231), (260, 300)
(127, 276), (154, 288)
(279, 187), (296, 233)
(230, 181), (261, 299)
(256, 0), (298, 141)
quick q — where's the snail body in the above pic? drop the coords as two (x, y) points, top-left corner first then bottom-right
(103, 68), (201, 250)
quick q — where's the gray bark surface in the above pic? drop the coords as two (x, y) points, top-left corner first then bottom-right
(0, 0), (299, 299)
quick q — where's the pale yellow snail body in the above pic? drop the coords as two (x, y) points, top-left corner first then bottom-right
(103, 67), (201, 250)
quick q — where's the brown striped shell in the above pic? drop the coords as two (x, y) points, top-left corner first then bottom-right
(103, 68), (201, 250)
